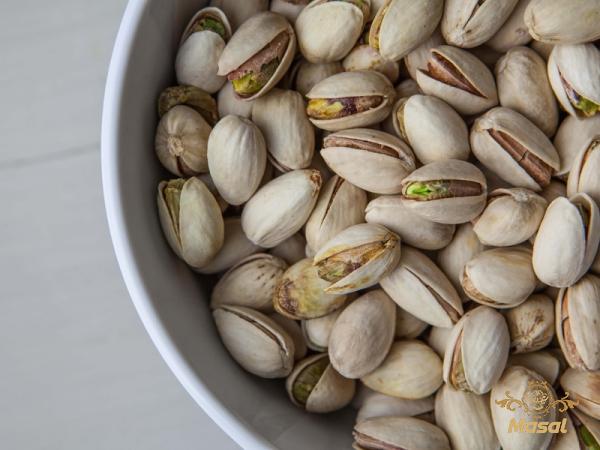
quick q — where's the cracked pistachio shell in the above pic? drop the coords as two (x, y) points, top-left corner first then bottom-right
(435, 384), (500, 450)
(295, 0), (369, 63)
(505, 294), (554, 354)
(473, 188), (548, 247)
(380, 246), (463, 328)
(437, 223), (487, 296)
(269, 312), (308, 361)
(301, 306), (344, 352)
(471, 107), (560, 191)
(241, 169), (322, 248)
(369, 0), (443, 62)
(175, 7), (231, 94)
(416, 45), (498, 115)
(524, 0), (600, 45)
(554, 114), (600, 179)
(217, 12), (296, 100)
(343, 45), (399, 84)
(252, 88), (315, 171)
(329, 290), (396, 379)
(507, 351), (561, 385)
(293, 60), (344, 96)
(213, 305), (295, 378)
(404, 28), (444, 81)
(207, 115), (267, 205)
(400, 159), (488, 225)
(553, 409), (600, 450)
(548, 44), (600, 118)
(356, 391), (434, 423)
(496, 46), (558, 137)
(321, 128), (415, 195)
(461, 246), (537, 308)
(486, 0), (533, 52)
(194, 217), (261, 274)
(157, 178), (224, 269)
(274, 258), (348, 320)
(361, 340), (443, 399)
(395, 306), (428, 339)
(217, 82), (254, 118)
(313, 223), (402, 294)
(306, 70), (395, 131)
(270, 233), (307, 265)
(158, 85), (219, 126)
(210, 253), (287, 311)
(568, 137), (600, 205)
(442, 0), (519, 48)
(560, 369), (600, 420)
(305, 175), (367, 253)
(393, 94), (470, 164)
(491, 366), (557, 450)
(533, 194), (600, 287)
(270, 0), (309, 23)
(286, 353), (356, 413)
(209, 0), (268, 30)
(443, 306), (510, 394)
(366, 195), (456, 251)
(556, 274), (600, 371)
(353, 416), (450, 450)
(427, 326), (454, 357)
(155, 105), (212, 176)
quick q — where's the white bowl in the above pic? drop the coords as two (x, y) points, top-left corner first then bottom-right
(101, 1), (353, 448)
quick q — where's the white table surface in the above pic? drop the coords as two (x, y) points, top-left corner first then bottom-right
(0, 1), (239, 448)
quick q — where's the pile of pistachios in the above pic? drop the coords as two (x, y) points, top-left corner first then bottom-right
(154, 0), (600, 448)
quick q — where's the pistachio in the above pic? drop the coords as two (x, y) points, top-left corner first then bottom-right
(269, 312), (308, 361)
(443, 306), (510, 394)
(306, 70), (395, 131)
(158, 85), (219, 126)
(530, 39), (553, 60)
(560, 369), (600, 420)
(157, 177), (224, 269)
(395, 306), (428, 339)
(548, 44), (600, 118)
(532, 194), (600, 288)
(426, 326), (454, 357)
(471, 107), (560, 191)
(495, 46), (559, 137)
(403, 28), (444, 81)
(472, 188), (548, 247)
(556, 274), (600, 371)
(554, 114), (600, 179)
(416, 45), (498, 115)
(196, 173), (229, 212)
(301, 307), (344, 352)
(461, 246), (537, 308)
(273, 258), (348, 320)
(356, 391), (434, 423)
(369, 0), (443, 61)
(241, 169), (322, 248)
(361, 340), (443, 399)
(366, 195), (456, 251)
(568, 138), (600, 205)
(553, 409), (600, 450)
(400, 159), (488, 225)
(286, 353), (356, 413)
(321, 128), (415, 194)
(216, 81), (254, 118)
(441, 0), (519, 48)
(380, 246), (463, 328)
(155, 105), (212, 177)
(486, 0), (534, 53)
(504, 294), (554, 354)
(270, 0), (310, 23)
(305, 175), (367, 253)
(209, 0), (268, 30)
(540, 179), (566, 205)
(218, 12), (296, 100)
(213, 305), (295, 378)
(507, 350), (561, 385)
(342, 45), (400, 84)
(270, 233), (307, 265)
(293, 60), (344, 96)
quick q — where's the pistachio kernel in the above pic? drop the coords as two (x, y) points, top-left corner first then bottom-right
(292, 356), (329, 405)
(560, 72), (600, 117)
(422, 51), (484, 97)
(307, 95), (384, 120)
(163, 179), (186, 238)
(402, 180), (483, 201)
(189, 15), (227, 39)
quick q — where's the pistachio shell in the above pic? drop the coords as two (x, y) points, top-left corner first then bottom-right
(554, 114), (600, 179)
(380, 246), (463, 328)
(213, 305), (295, 378)
(507, 351), (561, 384)
(560, 369), (600, 420)
(530, 40), (553, 60)
(353, 416), (450, 450)
(568, 137), (600, 205)
(395, 306), (429, 339)
(427, 326), (454, 357)
(293, 60), (344, 96)
(270, 233), (307, 265)
(158, 85), (219, 126)
(361, 340), (443, 399)
(486, 0), (533, 53)
(540, 180), (566, 205)
(532, 194), (600, 287)
(270, 0), (308, 23)
(356, 391), (434, 423)
(301, 307), (344, 352)
(216, 82), (254, 118)
(505, 294), (554, 354)
(343, 45), (400, 84)
(403, 28), (444, 81)
(553, 410), (600, 450)
(269, 312), (308, 361)
(209, 0), (268, 30)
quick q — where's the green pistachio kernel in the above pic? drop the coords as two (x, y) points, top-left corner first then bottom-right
(292, 357), (329, 405)
(579, 425), (600, 450)
(163, 179), (186, 233)
(232, 59), (280, 97)
(190, 17), (226, 39)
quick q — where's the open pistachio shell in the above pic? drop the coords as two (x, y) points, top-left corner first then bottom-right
(486, 0), (533, 52)
(301, 306), (344, 352)
(556, 274), (600, 371)
(400, 159), (488, 225)
(567, 136), (600, 205)
(473, 188), (548, 247)
(553, 409), (600, 450)
(213, 305), (295, 378)
(286, 353), (356, 413)
(532, 194), (600, 288)
(416, 45), (498, 115)
(361, 340), (443, 399)
(306, 70), (395, 131)
(404, 28), (444, 81)
(293, 59), (344, 96)
(461, 246), (537, 308)
(366, 195), (456, 251)
(356, 391), (434, 423)
(158, 85), (219, 126)
(548, 44), (600, 118)
(495, 46), (559, 137)
(353, 416), (450, 450)
(435, 384), (500, 450)
(443, 306), (510, 394)
(209, 0), (268, 30)
(471, 107), (560, 191)
(561, 369), (600, 420)
(321, 128), (415, 194)
(269, 312), (308, 361)
(369, 0), (443, 61)
(507, 350), (561, 385)
(427, 326), (454, 357)
(218, 12), (296, 100)
(380, 246), (463, 328)
(313, 223), (402, 294)
(505, 293), (554, 354)
(442, 0), (519, 48)
(343, 45), (400, 84)
(554, 114), (600, 179)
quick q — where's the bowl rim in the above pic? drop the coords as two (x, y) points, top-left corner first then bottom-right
(100, 1), (274, 448)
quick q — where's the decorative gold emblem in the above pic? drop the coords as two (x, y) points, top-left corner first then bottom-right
(495, 380), (579, 418)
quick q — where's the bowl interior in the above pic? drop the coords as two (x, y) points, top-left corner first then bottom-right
(102, 1), (354, 448)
